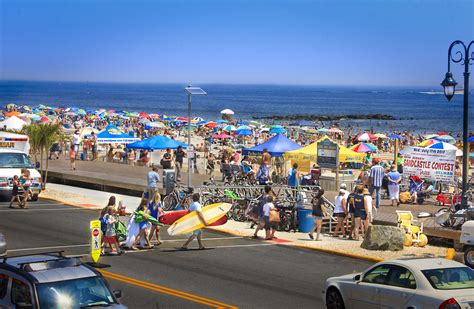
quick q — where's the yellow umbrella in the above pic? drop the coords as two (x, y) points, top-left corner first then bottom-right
(374, 133), (388, 139)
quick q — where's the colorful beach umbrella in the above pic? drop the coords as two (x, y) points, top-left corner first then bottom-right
(468, 136), (474, 143)
(374, 133), (388, 139)
(387, 134), (402, 139)
(223, 125), (237, 131)
(433, 135), (456, 144)
(317, 128), (331, 133)
(216, 119), (228, 123)
(357, 133), (378, 142)
(418, 139), (437, 147)
(205, 122), (217, 128)
(350, 143), (377, 153)
(329, 127), (343, 134)
(269, 127), (287, 134)
(426, 142), (462, 156)
(424, 134), (439, 140)
(212, 133), (232, 139)
(236, 125), (251, 131)
(235, 129), (253, 136)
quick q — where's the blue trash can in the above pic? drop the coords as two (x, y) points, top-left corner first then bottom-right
(297, 209), (314, 233)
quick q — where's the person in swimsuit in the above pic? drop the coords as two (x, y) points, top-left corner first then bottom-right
(148, 191), (163, 246)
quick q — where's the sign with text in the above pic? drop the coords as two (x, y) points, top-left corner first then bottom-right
(317, 139), (339, 168)
(402, 146), (456, 183)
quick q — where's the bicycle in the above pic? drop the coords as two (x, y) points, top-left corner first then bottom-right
(162, 184), (193, 211)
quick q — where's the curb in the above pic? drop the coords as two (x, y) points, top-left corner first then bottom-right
(207, 226), (385, 263)
(40, 193), (101, 210)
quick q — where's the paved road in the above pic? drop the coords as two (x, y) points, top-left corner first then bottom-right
(0, 199), (373, 308)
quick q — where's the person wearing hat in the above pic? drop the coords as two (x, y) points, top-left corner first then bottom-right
(387, 165), (401, 207)
(333, 188), (347, 238)
(362, 187), (374, 231)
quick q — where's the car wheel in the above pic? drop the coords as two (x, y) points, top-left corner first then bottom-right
(326, 287), (345, 309)
(465, 247), (474, 268)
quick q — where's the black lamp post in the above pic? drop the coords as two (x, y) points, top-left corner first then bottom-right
(440, 40), (474, 208)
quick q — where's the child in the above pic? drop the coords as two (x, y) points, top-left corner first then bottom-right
(103, 206), (122, 255)
(19, 169), (31, 209)
(148, 191), (163, 246)
(132, 202), (154, 250)
(263, 195), (277, 240)
(8, 175), (20, 208)
(69, 145), (76, 170)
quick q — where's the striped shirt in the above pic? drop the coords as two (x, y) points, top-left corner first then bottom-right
(370, 165), (385, 187)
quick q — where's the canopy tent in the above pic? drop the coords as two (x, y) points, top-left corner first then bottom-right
(243, 133), (302, 157)
(126, 135), (187, 150)
(96, 124), (139, 144)
(284, 136), (365, 172)
(0, 116), (27, 131)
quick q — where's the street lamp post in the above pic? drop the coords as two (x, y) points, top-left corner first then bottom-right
(184, 85), (207, 188)
(440, 40), (474, 208)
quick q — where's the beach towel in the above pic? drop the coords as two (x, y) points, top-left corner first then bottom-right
(124, 214), (150, 248)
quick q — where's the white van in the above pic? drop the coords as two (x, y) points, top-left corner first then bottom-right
(0, 132), (41, 200)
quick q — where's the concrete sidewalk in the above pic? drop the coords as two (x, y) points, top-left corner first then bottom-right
(41, 183), (450, 262)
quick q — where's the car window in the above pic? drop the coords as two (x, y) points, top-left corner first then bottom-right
(11, 278), (32, 307)
(422, 267), (474, 290)
(362, 264), (391, 285)
(0, 274), (9, 298)
(386, 265), (417, 289)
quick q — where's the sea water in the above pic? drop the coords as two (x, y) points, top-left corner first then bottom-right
(0, 80), (472, 133)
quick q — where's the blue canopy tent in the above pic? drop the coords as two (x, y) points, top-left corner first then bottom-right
(242, 133), (301, 157)
(126, 135), (187, 150)
(96, 124), (139, 144)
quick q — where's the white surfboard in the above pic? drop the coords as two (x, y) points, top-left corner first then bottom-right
(167, 203), (231, 236)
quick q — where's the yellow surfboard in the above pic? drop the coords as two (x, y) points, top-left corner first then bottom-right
(167, 203), (231, 236)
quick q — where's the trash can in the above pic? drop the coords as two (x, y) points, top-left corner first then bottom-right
(297, 208), (314, 233)
(163, 169), (176, 195)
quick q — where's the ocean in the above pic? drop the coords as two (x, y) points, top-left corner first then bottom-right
(0, 80), (472, 133)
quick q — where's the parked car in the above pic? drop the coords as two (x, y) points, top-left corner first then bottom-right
(0, 233), (5, 257)
(461, 220), (474, 268)
(0, 251), (126, 308)
(323, 258), (474, 309)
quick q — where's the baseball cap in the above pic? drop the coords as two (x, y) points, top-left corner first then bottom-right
(340, 183), (347, 189)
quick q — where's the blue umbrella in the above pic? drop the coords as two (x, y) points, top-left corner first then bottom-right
(269, 127), (287, 134)
(236, 125), (251, 131)
(433, 135), (456, 144)
(468, 136), (474, 143)
(126, 135), (187, 150)
(235, 129), (253, 136)
(216, 119), (228, 123)
(388, 134), (402, 139)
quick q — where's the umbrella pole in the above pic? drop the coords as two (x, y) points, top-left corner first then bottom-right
(394, 139), (398, 167)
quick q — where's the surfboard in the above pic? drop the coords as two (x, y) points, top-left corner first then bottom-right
(167, 203), (231, 236)
(160, 209), (228, 226)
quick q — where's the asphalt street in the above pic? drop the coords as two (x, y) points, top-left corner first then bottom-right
(0, 199), (373, 308)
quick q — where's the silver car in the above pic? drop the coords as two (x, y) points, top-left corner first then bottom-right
(323, 258), (474, 309)
(0, 251), (127, 308)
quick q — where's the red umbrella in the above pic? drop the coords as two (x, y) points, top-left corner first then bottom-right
(38, 116), (50, 123)
(212, 133), (232, 139)
(357, 132), (378, 141)
(139, 112), (150, 119)
(175, 117), (188, 123)
(205, 122), (217, 128)
(437, 132), (448, 136)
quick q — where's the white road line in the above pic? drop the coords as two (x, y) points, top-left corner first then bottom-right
(7, 237), (245, 253)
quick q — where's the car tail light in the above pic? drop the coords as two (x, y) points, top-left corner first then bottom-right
(439, 298), (461, 309)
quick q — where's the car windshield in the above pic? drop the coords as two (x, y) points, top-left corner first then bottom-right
(422, 267), (474, 290)
(36, 276), (116, 308)
(0, 153), (34, 168)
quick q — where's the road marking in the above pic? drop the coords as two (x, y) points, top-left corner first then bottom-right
(99, 269), (238, 309)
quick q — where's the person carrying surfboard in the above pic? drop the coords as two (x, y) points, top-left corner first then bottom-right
(180, 193), (208, 250)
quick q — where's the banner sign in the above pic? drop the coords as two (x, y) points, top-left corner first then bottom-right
(402, 146), (456, 182)
(317, 138), (339, 168)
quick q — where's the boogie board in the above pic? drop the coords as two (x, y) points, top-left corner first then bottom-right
(167, 203), (231, 236)
(160, 209), (228, 227)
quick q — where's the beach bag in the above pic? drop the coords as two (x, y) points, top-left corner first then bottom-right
(115, 221), (128, 242)
(400, 191), (411, 204)
(269, 209), (280, 223)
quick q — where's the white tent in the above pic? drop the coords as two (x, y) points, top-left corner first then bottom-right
(0, 116), (27, 131)
(220, 108), (235, 115)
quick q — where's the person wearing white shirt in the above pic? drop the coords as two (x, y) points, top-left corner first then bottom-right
(263, 196), (277, 240)
(180, 193), (208, 250)
(72, 130), (81, 160)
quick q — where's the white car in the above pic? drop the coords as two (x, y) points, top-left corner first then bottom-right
(323, 258), (474, 309)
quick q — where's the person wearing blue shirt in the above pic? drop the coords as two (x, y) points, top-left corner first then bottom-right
(180, 193), (208, 250)
(288, 163), (300, 188)
(387, 165), (401, 207)
(146, 166), (161, 204)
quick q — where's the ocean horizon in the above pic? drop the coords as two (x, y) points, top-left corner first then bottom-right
(0, 80), (472, 133)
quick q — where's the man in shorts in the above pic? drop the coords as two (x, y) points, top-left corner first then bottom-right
(252, 185), (273, 239)
(146, 166), (160, 204)
(180, 193), (208, 250)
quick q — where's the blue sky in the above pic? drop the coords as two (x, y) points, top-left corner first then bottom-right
(0, 0), (473, 86)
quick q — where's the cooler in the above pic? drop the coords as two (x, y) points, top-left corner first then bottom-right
(297, 208), (314, 233)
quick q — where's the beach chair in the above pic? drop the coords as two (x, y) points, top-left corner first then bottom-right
(396, 210), (428, 247)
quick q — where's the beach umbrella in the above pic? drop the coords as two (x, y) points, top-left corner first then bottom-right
(470, 152), (474, 158)
(260, 127), (270, 132)
(350, 143), (378, 153)
(374, 133), (388, 139)
(126, 135), (186, 150)
(235, 129), (253, 136)
(329, 127), (343, 134)
(317, 128), (331, 133)
(468, 136), (474, 143)
(237, 121), (249, 125)
(424, 134), (439, 140)
(6, 103), (17, 110)
(212, 133), (232, 139)
(418, 139), (437, 147)
(387, 134), (402, 139)
(427, 142), (462, 157)
(146, 122), (167, 128)
(205, 122), (217, 128)
(161, 115), (172, 121)
(192, 117), (204, 123)
(220, 109), (234, 115)
(175, 117), (188, 123)
(216, 119), (228, 123)
(5, 111), (21, 117)
(196, 121), (207, 125)
(437, 132), (448, 136)
(357, 132), (378, 142)
(269, 127), (287, 134)
(223, 125), (237, 131)
(433, 135), (456, 144)
(236, 125), (251, 131)
(149, 113), (160, 119)
(139, 112), (150, 118)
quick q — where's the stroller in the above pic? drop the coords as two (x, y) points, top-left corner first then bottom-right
(409, 176), (425, 204)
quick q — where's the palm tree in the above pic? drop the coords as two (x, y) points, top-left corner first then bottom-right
(22, 124), (42, 162)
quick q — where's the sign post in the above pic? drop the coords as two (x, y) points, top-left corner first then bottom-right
(317, 138), (339, 190)
(90, 220), (101, 264)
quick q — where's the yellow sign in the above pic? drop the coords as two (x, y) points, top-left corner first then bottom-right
(0, 142), (14, 148)
(90, 220), (101, 263)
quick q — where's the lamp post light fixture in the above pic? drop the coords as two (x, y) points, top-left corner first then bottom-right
(440, 40), (474, 208)
(184, 85), (207, 188)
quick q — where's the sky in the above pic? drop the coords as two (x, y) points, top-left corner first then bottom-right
(0, 0), (473, 86)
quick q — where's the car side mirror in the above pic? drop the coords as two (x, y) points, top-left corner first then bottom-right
(35, 162), (40, 169)
(113, 290), (122, 299)
(354, 274), (361, 282)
